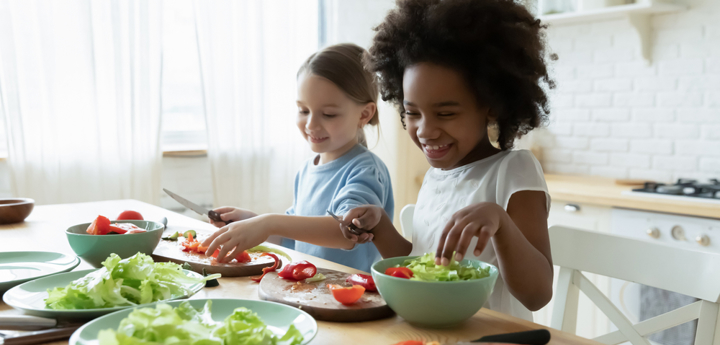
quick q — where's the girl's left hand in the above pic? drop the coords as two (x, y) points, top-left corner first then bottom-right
(201, 215), (271, 263)
(435, 202), (506, 266)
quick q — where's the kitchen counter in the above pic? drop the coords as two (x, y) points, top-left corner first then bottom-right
(545, 174), (720, 219)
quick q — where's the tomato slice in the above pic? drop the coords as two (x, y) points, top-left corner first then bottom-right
(327, 284), (365, 305)
(86, 216), (111, 235)
(278, 261), (317, 281)
(108, 223), (144, 234)
(385, 267), (413, 279)
(236, 250), (252, 263)
(346, 274), (377, 292)
(392, 341), (425, 345)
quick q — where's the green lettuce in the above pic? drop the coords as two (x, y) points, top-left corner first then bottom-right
(45, 253), (220, 310)
(400, 253), (491, 282)
(98, 301), (304, 345)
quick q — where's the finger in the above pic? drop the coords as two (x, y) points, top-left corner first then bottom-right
(201, 227), (228, 247)
(367, 233), (374, 242)
(358, 232), (371, 243)
(339, 224), (355, 241)
(219, 213), (234, 222)
(473, 226), (493, 257)
(440, 221), (467, 266)
(205, 229), (231, 256)
(435, 218), (456, 265)
(454, 222), (480, 261)
(213, 206), (236, 213)
(216, 238), (236, 263)
(354, 207), (382, 229)
(341, 207), (368, 226)
(225, 244), (244, 264)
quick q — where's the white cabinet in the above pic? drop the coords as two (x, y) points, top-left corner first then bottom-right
(534, 200), (613, 340)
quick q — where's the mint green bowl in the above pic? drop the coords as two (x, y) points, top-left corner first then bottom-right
(371, 256), (498, 328)
(65, 220), (164, 268)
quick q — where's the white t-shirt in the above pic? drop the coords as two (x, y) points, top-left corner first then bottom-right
(409, 149), (550, 321)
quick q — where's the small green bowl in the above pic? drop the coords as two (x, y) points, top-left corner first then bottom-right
(371, 256), (498, 328)
(65, 220), (164, 268)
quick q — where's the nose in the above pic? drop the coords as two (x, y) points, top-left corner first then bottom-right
(415, 115), (440, 140)
(306, 112), (322, 133)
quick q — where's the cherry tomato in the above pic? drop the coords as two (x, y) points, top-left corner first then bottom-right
(117, 210), (144, 220)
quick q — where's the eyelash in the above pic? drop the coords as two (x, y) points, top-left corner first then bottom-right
(298, 111), (336, 118)
(403, 112), (455, 117)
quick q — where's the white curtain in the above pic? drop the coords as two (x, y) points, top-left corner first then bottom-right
(194, 0), (317, 213)
(0, 0), (164, 205)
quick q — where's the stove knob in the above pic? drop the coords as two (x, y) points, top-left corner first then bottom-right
(646, 227), (660, 239)
(671, 226), (686, 241)
(696, 235), (710, 247)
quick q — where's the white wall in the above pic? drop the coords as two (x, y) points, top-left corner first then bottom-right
(535, 0), (720, 182)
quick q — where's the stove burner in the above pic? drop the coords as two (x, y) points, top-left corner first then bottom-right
(633, 179), (720, 199)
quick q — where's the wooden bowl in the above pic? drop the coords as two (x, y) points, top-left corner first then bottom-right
(0, 198), (35, 224)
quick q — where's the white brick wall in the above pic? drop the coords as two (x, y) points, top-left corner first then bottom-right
(538, 0), (720, 182)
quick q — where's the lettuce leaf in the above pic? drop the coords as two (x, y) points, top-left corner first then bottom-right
(45, 253), (220, 310)
(399, 253), (491, 282)
(99, 301), (304, 345)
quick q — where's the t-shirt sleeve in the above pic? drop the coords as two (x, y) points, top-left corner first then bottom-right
(495, 150), (551, 214)
(330, 166), (388, 216)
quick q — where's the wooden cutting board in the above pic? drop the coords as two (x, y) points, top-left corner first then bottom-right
(152, 230), (276, 277)
(258, 267), (394, 322)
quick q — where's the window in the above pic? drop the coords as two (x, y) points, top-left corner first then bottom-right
(0, 113), (6, 158)
(161, 0), (207, 152)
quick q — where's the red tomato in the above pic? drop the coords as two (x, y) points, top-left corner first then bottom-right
(392, 341), (425, 345)
(278, 261), (317, 281)
(385, 267), (413, 279)
(327, 284), (365, 305)
(86, 216), (111, 235)
(346, 274), (377, 292)
(117, 210), (144, 220)
(109, 223), (145, 234)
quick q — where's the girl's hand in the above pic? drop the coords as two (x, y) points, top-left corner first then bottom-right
(201, 215), (271, 263)
(209, 206), (257, 227)
(340, 205), (383, 243)
(435, 202), (506, 266)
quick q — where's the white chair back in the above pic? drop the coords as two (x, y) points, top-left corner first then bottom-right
(400, 204), (415, 242)
(549, 225), (720, 345)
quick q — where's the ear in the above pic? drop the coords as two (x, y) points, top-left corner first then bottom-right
(485, 107), (497, 125)
(359, 102), (376, 127)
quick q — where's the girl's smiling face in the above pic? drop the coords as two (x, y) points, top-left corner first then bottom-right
(296, 72), (375, 164)
(402, 62), (498, 170)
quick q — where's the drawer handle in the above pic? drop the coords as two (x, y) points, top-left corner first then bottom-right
(564, 204), (580, 212)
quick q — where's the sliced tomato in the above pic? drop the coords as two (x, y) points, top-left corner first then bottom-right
(346, 273), (377, 291)
(385, 267), (413, 279)
(278, 261), (317, 281)
(86, 216), (111, 235)
(327, 284), (365, 305)
(392, 341), (425, 345)
(251, 253), (280, 282)
(109, 223), (144, 234)
(236, 250), (252, 263)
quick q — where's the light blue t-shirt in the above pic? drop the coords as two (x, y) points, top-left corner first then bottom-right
(282, 144), (394, 273)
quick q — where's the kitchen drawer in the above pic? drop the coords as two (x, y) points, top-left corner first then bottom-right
(548, 200), (612, 233)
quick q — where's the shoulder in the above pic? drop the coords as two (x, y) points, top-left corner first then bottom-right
(346, 149), (391, 177)
(497, 149), (543, 172)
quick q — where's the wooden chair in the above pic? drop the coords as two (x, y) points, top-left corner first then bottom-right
(399, 204), (415, 241)
(549, 225), (720, 345)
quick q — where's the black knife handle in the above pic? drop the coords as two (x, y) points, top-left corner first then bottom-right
(208, 210), (234, 225)
(474, 329), (551, 344)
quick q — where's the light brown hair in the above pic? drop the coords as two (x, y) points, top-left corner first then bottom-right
(298, 43), (380, 147)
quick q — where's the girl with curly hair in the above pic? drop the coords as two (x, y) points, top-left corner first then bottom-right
(341, 0), (556, 319)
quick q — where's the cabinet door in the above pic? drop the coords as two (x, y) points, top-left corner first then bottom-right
(534, 200), (612, 340)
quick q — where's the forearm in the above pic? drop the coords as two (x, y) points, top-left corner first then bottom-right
(371, 212), (413, 258)
(264, 214), (357, 250)
(493, 212), (554, 311)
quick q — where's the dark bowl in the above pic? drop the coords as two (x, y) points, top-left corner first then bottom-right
(0, 198), (35, 225)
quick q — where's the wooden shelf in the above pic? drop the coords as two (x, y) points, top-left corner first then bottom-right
(538, 1), (687, 65)
(539, 1), (686, 25)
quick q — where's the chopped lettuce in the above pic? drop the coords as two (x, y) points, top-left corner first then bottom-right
(45, 253), (220, 310)
(399, 253), (491, 282)
(98, 300), (304, 345)
(304, 273), (326, 283)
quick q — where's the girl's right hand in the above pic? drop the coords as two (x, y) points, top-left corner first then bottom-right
(209, 206), (257, 227)
(340, 205), (383, 243)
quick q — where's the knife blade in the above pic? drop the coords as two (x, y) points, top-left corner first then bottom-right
(327, 209), (368, 235)
(163, 188), (233, 224)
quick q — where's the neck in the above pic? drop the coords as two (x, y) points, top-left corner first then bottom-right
(318, 138), (359, 165)
(447, 136), (501, 170)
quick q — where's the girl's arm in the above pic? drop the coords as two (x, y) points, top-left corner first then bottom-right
(435, 190), (553, 311)
(201, 214), (373, 262)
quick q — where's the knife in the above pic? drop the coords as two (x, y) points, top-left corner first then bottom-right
(442, 329), (551, 345)
(163, 188), (233, 224)
(0, 315), (84, 345)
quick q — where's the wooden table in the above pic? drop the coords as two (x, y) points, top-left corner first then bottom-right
(0, 200), (602, 345)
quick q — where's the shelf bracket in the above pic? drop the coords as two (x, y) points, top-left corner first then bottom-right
(628, 13), (652, 66)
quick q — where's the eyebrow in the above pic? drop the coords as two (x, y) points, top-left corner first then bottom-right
(296, 101), (340, 108)
(404, 101), (461, 107)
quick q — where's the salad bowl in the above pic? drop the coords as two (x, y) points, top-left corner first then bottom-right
(66, 220), (164, 267)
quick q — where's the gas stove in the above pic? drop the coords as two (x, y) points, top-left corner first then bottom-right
(622, 179), (720, 204)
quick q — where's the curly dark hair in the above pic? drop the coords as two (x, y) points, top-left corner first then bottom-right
(366, 0), (555, 150)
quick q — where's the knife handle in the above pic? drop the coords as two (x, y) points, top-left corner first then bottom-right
(208, 210), (234, 225)
(0, 315), (57, 331)
(474, 329), (551, 344)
